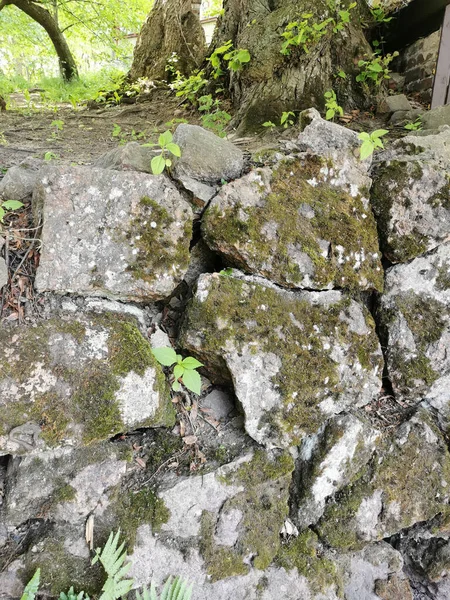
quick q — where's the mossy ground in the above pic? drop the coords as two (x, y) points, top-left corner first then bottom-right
(0, 313), (172, 445)
(181, 274), (381, 444)
(203, 157), (383, 292)
(200, 450), (294, 579)
(126, 196), (192, 284)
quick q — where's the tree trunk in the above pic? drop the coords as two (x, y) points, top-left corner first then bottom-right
(210, 0), (372, 132)
(128, 0), (206, 82)
(0, 0), (78, 81)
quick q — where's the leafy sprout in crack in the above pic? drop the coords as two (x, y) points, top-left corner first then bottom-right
(0, 199), (24, 223)
(358, 129), (388, 160)
(144, 130), (181, 175)
(152, 347), (203, 395)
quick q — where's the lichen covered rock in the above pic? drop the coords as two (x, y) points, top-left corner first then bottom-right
(294, 413), (380, 528)
(202, 155), (383, 292)
(377, 243), (450, 405)
(371, 131), (450, 263)
(0, 312), (174, 453)
(180, 272), (383, 448)
(34, 166), (193, 301)
(316, 409), (450, 550)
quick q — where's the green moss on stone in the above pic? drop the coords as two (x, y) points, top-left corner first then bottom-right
(181, 276), (381, 442)
(436, 265), (450, 291)
(52, 483), (76, 504)
(116, 488), (170, 549)
(275, 530), (344, 596)
(126, 196), (192, 284)
(203, 157), (383, 292)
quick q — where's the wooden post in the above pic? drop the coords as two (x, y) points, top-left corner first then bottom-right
(431, 4), (450, 107)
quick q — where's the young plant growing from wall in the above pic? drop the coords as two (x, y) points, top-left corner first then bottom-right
(144, 131), (181, 175)
(280, 111), (296, 129)
(136, 576), (193, 600)
(152, 347), (203, 395)
(358, 129), (388, 160)
(404, 117), (422, 131)
(92, 529), (133, 600)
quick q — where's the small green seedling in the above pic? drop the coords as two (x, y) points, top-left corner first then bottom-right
(404, 117), (422, 131)
(51, 119), (64, 131)
(219, 267), (233, 276)
(324, 90), (343, 121)
(20, 569), (40, 600)
(262, 121), (277, 130)
(358, 129), (388, 160)
(144, 130), (181, 175)
(0, 199), (24, 223)
(152, 347), (203, 395)
(111, 123), (122, 138)
(59, 588), (90, 600)
(44, 151), (58, 161)
(280, 111), (295, 129)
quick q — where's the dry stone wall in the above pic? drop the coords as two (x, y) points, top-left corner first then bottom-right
(0, 114), (450, 600)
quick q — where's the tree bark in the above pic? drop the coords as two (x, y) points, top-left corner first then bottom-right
(0, 0), (79, 81)
(128, 0), (206, 82)
(210, 0), (372, 132)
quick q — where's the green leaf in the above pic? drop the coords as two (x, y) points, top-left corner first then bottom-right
(158, 130), (173, 146)
(360, 140), (374, 160)
(181, 369), (202, 395)
(358, 132), (370, 141)
(173, 363), (185, 380)
(151, 155), (166, 175)
(371, 129), (389, 139)
(235, 49), (250, 63)
(181, 356), (204, 370)
(0, 207), (5, 223)
(21, 569), (40, 600)
(166, 142), (181, 157)
(368, 62), (383, 72)
(2, 200), (24, 210)
(172, 380), (181, 391)
(325, 108), (334, 120)
(152, 347), (178, 366)
(165, 158), (172, 167)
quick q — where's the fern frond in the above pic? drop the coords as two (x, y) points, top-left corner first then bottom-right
(137, 578), (192, 600)
(92, 529), (133, 600)
(20, 569), (40, 600)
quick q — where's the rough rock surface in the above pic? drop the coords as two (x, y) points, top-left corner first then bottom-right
(93, 141), (157, 173)
(317, 409), (450, 550)
(377, 243), (450, 405)
(294, 413), (380, 528)
(0, 157), (43, 200)
(34, 165), (193, 301)
(420, 104), (450, 130)
(172, 124), (244, 201)
(371, 130), (450, 263)
(378, 94), (412, 114)
(202, 155), (383, 292)
(180, 272), (383, 448)
(0, 311), (173, 453)
(0, 256), (7, 289)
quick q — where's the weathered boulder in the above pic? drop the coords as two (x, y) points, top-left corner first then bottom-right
(420, 104), (450, 131)
(316, 409), (450, 550)
(0, 311), (174, 453)
(179, 272), (383, 448)
(0, 157), (43, 201)
(34, 166), (193, 301)
(371, 130), (450, 263)
(93, 141), (157, 173)
(294, 413), (380, 528)
(378, 94), (412, 114)
(202, 154), (383, 292)
(172, 125), (244, 204)
(377, 243), (450, 405)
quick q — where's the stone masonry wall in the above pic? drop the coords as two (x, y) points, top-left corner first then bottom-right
(398, 29), (441, 103)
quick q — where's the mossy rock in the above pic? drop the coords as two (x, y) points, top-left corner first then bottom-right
(316, 408), (450, 550)
(180, 272), (382, 448)
(202, 157), (383, 292)
(371, 157), (450, 263)
(0, 312), (174, 452)
(377, 243), (450, 405)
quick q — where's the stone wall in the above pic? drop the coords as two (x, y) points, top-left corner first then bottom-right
(398, 29), (441, 103)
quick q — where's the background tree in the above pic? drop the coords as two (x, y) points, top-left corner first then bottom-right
(128, 0), (206, 82)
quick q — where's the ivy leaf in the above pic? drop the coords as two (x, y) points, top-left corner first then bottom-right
(2, 200), (24, 210)
(151, 155), (166, 175)
(181, 369), (202, 395)
(152, 347), (178, 366)
(181, 357), (204, 370)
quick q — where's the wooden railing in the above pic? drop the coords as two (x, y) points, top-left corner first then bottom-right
(431, 4), (450, 107)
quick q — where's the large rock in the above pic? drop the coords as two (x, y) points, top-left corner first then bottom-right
(294, 413), (380, 528)
(93, 141), (157, 173)
(316, 409), (450, 550)
(34, 166), (193, 301)
(179, 272), (383, 448)
(420, 104), (450, 131)
(371, 130), (450, 263)
(202, 154), (383, 292)
(172, 125), (244, 202)
(0, 157), (43, 201)
(0, 311), (174, 453)
(377, 243), (450, 405)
